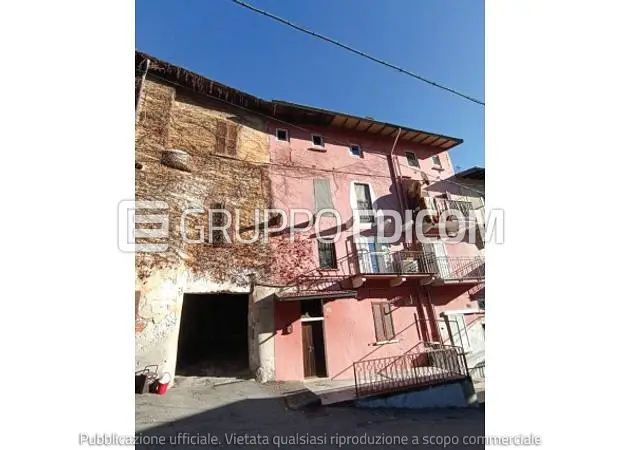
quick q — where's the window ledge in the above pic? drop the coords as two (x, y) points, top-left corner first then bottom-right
(370, 339), (400, 346)
(432, 165), (444, 171)
(308, 147), (327, 152)
(318, 268), (340, 272)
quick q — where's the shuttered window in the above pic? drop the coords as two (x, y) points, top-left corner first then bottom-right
(371, 303), (395, 342)
(313, 178), (334, 213)
(214, 120), (239, 156)
(354, 183), (374, 223)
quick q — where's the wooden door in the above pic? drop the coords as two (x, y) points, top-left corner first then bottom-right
(302, 322), (316, 377)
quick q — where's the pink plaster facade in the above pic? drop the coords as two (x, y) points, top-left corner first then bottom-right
(266, 120), (484, 381)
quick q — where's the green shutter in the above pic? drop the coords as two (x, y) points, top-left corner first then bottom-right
(314, 178), (334, 213)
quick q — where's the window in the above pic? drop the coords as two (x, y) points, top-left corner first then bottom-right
(214, 120), (238, 156)
(318, 240), (337, 269)
(301, 299), (324, 318)
(446, 314), (471, 352)
(371, 303), (395, 342)
(311, 134), (324, 147)
(405, 152), (419, 168)
(349, 144), (362, 157)
(353, 182), (374, 223)
(313, 178), (334, 214)
(431, 155), (442, 168)
(276, 128), (289, 142)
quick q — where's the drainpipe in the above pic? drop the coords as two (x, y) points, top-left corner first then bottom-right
(387, 128), (405, 223)
(135, 58), (150, 121)
(422, 287), (441, 342)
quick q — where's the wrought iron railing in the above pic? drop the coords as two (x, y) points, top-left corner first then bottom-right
(420, 255), (485, 281)
(470, 364), (485, 381)
(353, 342), (469, 397)
(354, 249), (484, 281)
(355, 250), (437, 275)
(429, 198), (474, 217)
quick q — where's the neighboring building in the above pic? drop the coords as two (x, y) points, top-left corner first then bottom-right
(134, 51), (485, 386)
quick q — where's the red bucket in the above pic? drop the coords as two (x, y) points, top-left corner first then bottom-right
(155, 382), (169, 395)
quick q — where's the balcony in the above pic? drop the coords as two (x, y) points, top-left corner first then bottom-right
(429, 198), (475, 217)
(421, 197), (485, 239)
(355, 250), (432, 275)
(345, 250), (437, 288)
(422, 255), (485, 285)
(344, 249), (484, 289)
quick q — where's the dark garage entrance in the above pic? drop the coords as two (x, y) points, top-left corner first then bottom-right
(175, 293), (250, 377)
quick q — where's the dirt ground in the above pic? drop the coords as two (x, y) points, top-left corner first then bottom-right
(135, 377), (484, 449)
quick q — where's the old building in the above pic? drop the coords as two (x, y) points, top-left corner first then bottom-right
(134, 51), (485, 387)
(259, 104), (485, 383)
(134, 52), (274, 380)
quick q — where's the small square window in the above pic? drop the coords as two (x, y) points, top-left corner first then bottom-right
(276, 129), (289, 142)
(312, 134), (324, 147)
(432, 155), (442, 167)
(405, 152), (419, 168)
(349, 144), (362, 157)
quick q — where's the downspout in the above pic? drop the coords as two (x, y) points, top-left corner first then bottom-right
(422, 287), (442, 342)
(387, 128), (406, 223)
(135, 58), (150, 122)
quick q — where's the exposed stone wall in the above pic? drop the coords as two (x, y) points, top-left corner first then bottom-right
(134, 78), (272, 380)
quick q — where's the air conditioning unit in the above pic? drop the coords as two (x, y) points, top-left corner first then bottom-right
(400, 259), (419, 273)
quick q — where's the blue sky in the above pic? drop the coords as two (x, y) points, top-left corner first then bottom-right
(136, 0), (484, 170)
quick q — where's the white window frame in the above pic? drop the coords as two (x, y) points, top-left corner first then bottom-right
(349, 143), (362, 158)
(431, 154), (442, 168)
(405, 151), (419, 168)
(350, 181), (379, 229)
(311, 134), (324, 148)
(275, 128), (289, 142)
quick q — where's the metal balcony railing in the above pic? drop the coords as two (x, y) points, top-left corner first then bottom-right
(428, 198), (474, 217)
(355, 250), (437, 275)
(354, 250), (485, 281)
(422, 255), (485, 281)
(353, 342), (469, 397)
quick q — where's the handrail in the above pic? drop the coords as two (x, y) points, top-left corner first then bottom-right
(353, 342), (469, 397)
(354, 250), (436, 275)
(428, 198), (474, 216)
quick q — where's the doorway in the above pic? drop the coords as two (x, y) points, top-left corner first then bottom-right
(175, 293), (249, 377)
(302, 321), (327, 378)
(300, 299), (327, 378)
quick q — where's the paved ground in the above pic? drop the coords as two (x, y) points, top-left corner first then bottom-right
(136, 377), (484, 449)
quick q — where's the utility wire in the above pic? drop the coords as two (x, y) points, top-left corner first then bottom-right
(140, 70), (484, 197)
(229, 0), (484, 106)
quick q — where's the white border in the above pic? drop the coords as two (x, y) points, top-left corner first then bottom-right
(349, 143), (362, 157)
(275, 127), (289, 142)
(311, 133), (324, 148)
